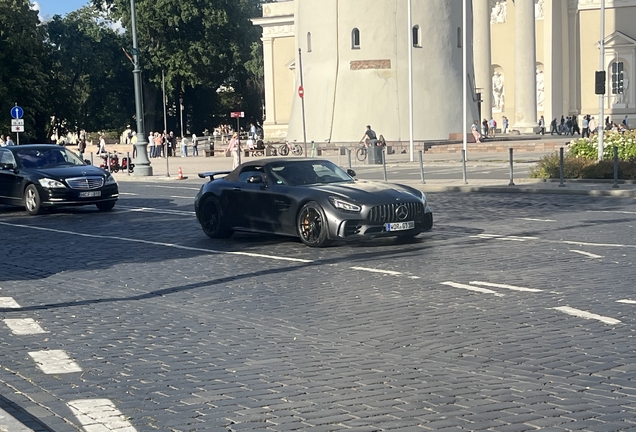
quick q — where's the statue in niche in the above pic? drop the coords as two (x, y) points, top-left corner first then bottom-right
(490, 0), (507, 24)
(492, 71), (505, 110)
(536, 69), (545, 110)
(616, 77), (629, 104)
(535, 0), (545, 20)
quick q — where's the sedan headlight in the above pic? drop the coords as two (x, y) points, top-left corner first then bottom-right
(328, 197), (361, 213)
(38, 178), (66, 189)
(105, 174), (117, 185)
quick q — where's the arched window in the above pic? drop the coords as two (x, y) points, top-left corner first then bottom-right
(457, 27), (462, 48)
(412, 25), (421, 47)
(612, 61), (625, 95)
(351, 28), (360, 49)
(307, 32), (312, 52)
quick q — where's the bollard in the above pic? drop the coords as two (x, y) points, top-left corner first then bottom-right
(613, 146), (619, 189)
(311, 141), (315, 158)
(90, 152), (93, 165)
(165, 147), (170, 178)
(418, 150), (426, 184)
(382, 148), (387, 181)
(127, 151), (131, 176)
(347, 148), (352, 170)
(462, 149), (467, 184)
(107, 153), (111, 173)
(508, 147), (515, 186)
(558, 147), (565, 187)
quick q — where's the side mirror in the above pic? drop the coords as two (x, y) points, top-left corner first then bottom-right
(347, 169), (356, 177)
(247, 175), (264, 184)
(84, 159), (91, 165)
(0, 163), (15, 171)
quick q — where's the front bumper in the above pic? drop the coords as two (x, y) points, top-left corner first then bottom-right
(39, 184), (119, 207)
(330, 208), (433, 239)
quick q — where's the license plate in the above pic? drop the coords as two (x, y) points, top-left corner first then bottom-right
(385, 221), (415, 232)
(79, 191), (101, 198)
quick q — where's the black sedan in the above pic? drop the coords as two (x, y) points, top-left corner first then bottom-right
(0, 144), (118, 215)
(195, 158), (433, 247)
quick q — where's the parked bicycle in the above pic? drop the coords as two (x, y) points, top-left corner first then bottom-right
(279, 141), (303, 156)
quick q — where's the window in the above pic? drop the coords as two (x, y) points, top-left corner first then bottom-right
(351, 28), (360, 49)
(457, 27), (462, 48)
(307, 32), (312, 52)
(412, 25), (421, 47)
(612, 61), (624, 95)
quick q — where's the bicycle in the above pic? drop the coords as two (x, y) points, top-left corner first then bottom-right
(356, 143), (368, 161)
(278, 140), (303, 156)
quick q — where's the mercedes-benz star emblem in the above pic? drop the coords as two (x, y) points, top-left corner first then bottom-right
(395, 204), (408, 221)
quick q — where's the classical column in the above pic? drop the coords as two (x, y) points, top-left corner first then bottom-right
(473, 0), (492, 122)
(513, 0), (538, 130)
(261, 37), (277, 126)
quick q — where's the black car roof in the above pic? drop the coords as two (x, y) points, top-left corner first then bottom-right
(5, 144), (63, 152)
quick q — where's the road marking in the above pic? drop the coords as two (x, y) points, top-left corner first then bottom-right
(68, 399), (137, 432)
(118, 206), (195, 216)
(0, 297), (20, 308)
(553, 306), (621, 325)
(469, 281), (543, 292)
(0, 222), (312, 263)
(118, 192), (138, 196)
(617, 299), (636, 304)
(570, 249), (603, 259)
(561, 240), (636, 249)
(3, 318), (48, 335)
(588, 210), (636, 215)
(470, 234), (536, 242)
(441, 281), (504, 297)
(28, 350), (82, 374)
(350, 266), (402, 276)
(170, 196), (193, 199)
(147, 185), (200, 191)
(517, 217), (556, 222)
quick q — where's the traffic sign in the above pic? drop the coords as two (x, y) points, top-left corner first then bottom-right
(230, 111), (245, 118)
(298, 86), (304, 98)
(10, 106), (24, 119)
(11, 125), (24, 133)
(11, 119), (24, 126)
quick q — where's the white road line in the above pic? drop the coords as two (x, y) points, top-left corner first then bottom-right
(147, 185), (200, 191)
(570, 249), (603, 259)
(470, 234), (529, 242)
(561, 240), (636, 249)
(170, 196), (193, 199)
(3, 318), (48, 335)
(118, 206), (195, 216)
(350, 266), (403, 276)
(68, 399), (137, 432)
(469, 281), (543, 292)
(516, 217), (556, 222)
(617, 299), (636, 304)
(441, 281), (504, 297)
(588, 210), (636, 215)
(28, 350), (82, 374)
(0, 222), (312, 263)
(553, 306), (621, 325)
(0, 297), (20, 308)
(118, 192), (138, 196)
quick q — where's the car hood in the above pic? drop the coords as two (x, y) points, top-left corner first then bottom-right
(30, 165), (107, 179)
(309, 181), (421, 203)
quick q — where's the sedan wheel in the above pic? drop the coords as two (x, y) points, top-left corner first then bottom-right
(199, 196), (232, 239)
(24, 184), (43, 216)
(297, 202), (331, 247)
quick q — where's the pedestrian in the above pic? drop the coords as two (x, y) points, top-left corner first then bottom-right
(550, 118), (558, 135)
(572, 116), (581, 135)
(538, 115), (545, 135)
(502, 116), (508, 134)
(482, 119), (489, 137)
(97, 134), (106, 155)
(131, 132), (138, 158)
(488, 117), (496, 137)
(226, 132), (241, 169)
(5, 135), (15, 146)
(191, 133), (199, 156)
(0, 136), (4, 147)
(180, 136), (189, 157)
(622, 115), (629, 130)
(582, 115), (590, 138)
(589, 116), (597, 135)
(148, 132), (155, 158)
(168, 131), (175, 157)
(154, 132), (163, 158)
(78, 133), (87, 159)
(471, 120), (482, 143)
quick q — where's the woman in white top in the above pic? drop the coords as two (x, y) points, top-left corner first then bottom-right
(226, 133), (241, 169)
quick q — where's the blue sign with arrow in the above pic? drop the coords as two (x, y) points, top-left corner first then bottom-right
(11, 106), (24, 119)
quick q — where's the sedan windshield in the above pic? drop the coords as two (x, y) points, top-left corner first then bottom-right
(269, 160), (353, 186)
(14, 148), (86, 169)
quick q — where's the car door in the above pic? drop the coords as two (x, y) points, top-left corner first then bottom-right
(0, 149), (21, 205)
(234, 167), (273, 232)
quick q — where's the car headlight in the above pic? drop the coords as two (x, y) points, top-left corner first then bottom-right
(38, 178), (66, 189)
(420, 191), (427, 204)
(328, 197), (361, 213)
(105, 174), (117, 185)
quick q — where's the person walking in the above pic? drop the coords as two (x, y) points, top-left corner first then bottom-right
(471, 121), (482, 143)
(191, 133), (199, 156)
(502, 116), (509, 134)
(582, 115), (590, 138)
(5, 135), (15, 146)
(538, 116), (546, 135)
(180, 136), (189, 157)
(226, 132), (241, 169)
(97, 134), (106, 155)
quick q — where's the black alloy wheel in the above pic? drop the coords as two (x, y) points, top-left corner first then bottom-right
(199, 196), (233, 239)
(297, 201), (330, 247)
(24, 184), (43, 215)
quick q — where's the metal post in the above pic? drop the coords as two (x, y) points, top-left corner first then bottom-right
(382, 149), (387, 181)
(90, 152), (93, 165)
(613, 146), (619, 188)
(311, 140), (315, 158)
(107, 153), (111, 173)
(418, 150), (426, 184)
(347, 148), (352, 170)
(462, 149), (467, 184)
(598, 0), (606, 161)
(407, 0), (414, 162)
(298, 48), (308, 158)
(559, 147), (565, 187)
(508, 147), (515, 186)
(127, 151), (131, 176)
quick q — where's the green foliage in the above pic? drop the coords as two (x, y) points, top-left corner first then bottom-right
(569, 131), (636, 161)
(530, 150), (636, 180)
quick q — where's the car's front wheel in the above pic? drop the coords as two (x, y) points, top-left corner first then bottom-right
(199, 196), (233, 239)
(297, 201), (331, 247)
(24, 184), (43, 216)
(96, 201), (116, 212)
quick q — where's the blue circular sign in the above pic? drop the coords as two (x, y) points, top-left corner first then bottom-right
(11, 106), (24, 119)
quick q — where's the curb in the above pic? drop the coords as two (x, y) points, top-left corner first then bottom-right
(413, 184), (636, 197)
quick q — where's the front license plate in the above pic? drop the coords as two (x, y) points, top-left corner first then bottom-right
(79, 191), (101, 198)
(385, 221), (415, 232)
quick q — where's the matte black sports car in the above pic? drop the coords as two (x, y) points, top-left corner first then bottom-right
(195, 158), (433, 247)
(0, 144), (118, 215)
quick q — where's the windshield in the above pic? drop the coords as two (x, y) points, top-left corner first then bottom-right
(15, 147), (86, 169)
(269, 160), (353, 186)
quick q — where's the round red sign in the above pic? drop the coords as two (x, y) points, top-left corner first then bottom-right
(298, 86), (304, 98)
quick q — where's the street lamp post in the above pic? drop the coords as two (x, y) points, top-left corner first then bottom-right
(598, 0), (606, 161)
(130, 0), (152, 176)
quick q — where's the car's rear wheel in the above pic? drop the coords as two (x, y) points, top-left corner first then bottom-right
(199, 196), (233, 239)
(297, 201), (331, 247)
(96, 201), (116, 212)
(24, 184), (43, 216)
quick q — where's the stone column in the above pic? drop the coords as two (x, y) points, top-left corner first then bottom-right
(262, 37), (277, 126)
(513, 0), (538, 130)
(473, 0), (492, 122)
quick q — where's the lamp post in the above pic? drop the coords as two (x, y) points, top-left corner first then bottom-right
(598, 0), (606, 161)
(130, 0), (152, 176)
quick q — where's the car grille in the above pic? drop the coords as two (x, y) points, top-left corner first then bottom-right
(66, 176), (104, 190)
(368, 202), (424, 223)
